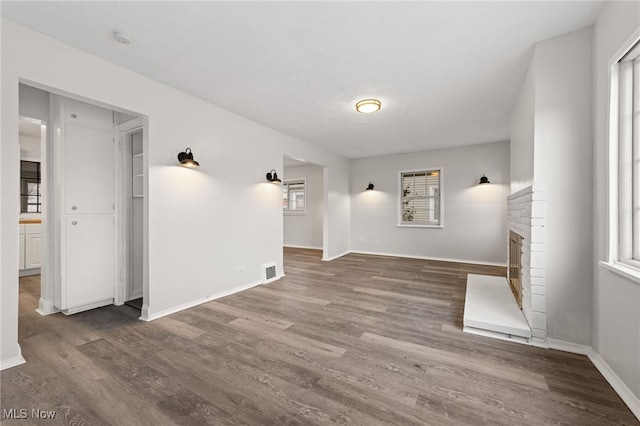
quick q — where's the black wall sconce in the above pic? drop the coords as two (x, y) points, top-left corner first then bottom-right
(266, 169), (281, 183)
(479, 174), (490, 184)
(366, 182), (375, 191)
(178, 148), (200, 168)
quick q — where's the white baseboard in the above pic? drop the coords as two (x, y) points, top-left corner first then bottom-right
(588, 350), (640, 421)
(284, 244), (322, 250)
(140, 279), (265, 322)
(1, 349), (26, 371)
(19, 268), (41, 277)
(322, 250), (350, 261)
(36, 297), (59, 316)
(547, 338), (591, 355)
(548, 338), (640, 421)
(349, 250), (507, 267)
(61, 299), (112, 315)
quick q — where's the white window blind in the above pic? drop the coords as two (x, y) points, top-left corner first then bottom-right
(400, 170), (441, 226)
(282, 180), (305, 213)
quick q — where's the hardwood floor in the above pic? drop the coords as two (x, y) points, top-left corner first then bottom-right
(1, 248), (637, 425)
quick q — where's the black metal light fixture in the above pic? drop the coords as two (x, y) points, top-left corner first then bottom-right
(178, 148), (200, 168)
(266, 169), (281, 183)
(366, 182), (375, 191)
(479, 174), (490, 184)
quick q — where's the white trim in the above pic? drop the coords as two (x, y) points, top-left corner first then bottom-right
(396, 224), (444, 229)
(350, 250), (507, 267)
(463, 326), (532, 346)
(398, 167), (444, 228)
(547, 338), (592, 356)
(61, 299), (112, 315)
(600, 261), (640, 284)
(283, 244), (322, 250)
(546, 338), (640, 421)
(36, 297), (59, 316)
(0, 353), (26, 371)
(588, 350), (640, 421)
(19, 267), (41, 277)
(140, 278), (272, 322)
(322, 250), (350, 262)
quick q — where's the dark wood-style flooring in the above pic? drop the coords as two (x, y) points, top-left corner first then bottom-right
(1, 248), (637, 425)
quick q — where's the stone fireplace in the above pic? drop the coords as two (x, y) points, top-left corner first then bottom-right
(507, 185), (547, 345)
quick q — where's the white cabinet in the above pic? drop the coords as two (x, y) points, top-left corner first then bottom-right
(52, 95), (116, 313)
(25, 223), (42, 269)
(19, 222), (41, 274)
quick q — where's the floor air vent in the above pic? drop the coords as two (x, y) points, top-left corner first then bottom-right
(262, 263), (278, 283)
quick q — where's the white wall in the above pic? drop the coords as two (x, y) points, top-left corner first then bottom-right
(283, 164), (323, 249)
(350, 141), (510, 264)
(592, 0), (640, 403)
(19, 134), (41, 159)
(533, 27), (594, 345)
(19, 83), (49, 122)
(509, 56), (535, 194)
(1, 19), (351, 367)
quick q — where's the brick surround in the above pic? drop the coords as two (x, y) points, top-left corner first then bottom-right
(507, 185), (547, 345)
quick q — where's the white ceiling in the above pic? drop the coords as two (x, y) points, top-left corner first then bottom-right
(2, 1), (604, 159)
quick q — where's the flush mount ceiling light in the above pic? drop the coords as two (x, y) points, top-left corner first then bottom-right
(177, 148), (200, 168)
(113, 32), (131, 45)
(355, 99), (381, 114)
(479, 174), (490, 184)
(266, 169), (281, 183)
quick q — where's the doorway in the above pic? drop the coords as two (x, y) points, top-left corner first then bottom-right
(282, 156), (325, 256)
(18, 83), (147, 318)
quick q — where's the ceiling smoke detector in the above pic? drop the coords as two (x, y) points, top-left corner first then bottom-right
(113, 32), (131, 45)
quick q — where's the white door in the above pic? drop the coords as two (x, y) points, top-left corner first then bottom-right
(59, 99), (116, 312)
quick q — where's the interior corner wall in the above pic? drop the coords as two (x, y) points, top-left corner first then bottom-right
(509, 54), (535, 194)
(1, 19), (350, 367)
(350, 141), (510, 265)
(532, 26), (593, 345)
(283, 164), (323, 249)
(19, 83), (49, 122)
(592, 1), (640, 400)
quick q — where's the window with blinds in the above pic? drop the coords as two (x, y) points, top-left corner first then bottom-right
(282, 179), (306, 213)
(399, 169), (441, 226)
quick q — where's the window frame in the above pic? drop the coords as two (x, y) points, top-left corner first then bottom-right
(20, 160), (42, 213)
(606, 30), (640, 278)
(282, 178), (306, 215)
(397, 167), (444, 228)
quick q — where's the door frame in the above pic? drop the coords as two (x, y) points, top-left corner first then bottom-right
(114, 118), (144, 306)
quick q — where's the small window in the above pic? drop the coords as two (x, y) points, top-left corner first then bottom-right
(399, 169), (442, 227)
(20, 160), (41, 213)
(283, 179), (305, 214)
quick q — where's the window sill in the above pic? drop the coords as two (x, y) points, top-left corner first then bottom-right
(284, 211), (306, 216)
(397, 224), (443, 229)
(600, 261), (640, 284)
